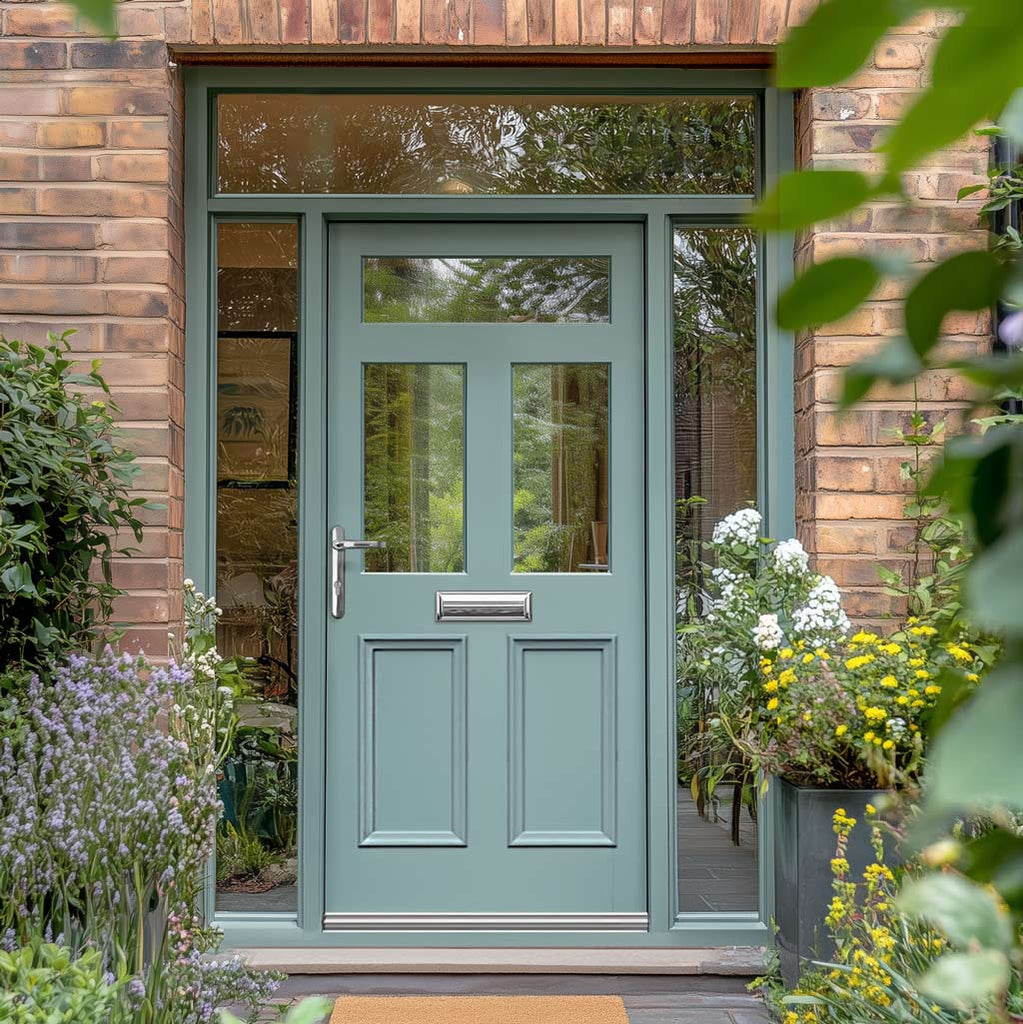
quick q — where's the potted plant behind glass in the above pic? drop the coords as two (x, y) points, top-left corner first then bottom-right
(719, 621), (983, 986)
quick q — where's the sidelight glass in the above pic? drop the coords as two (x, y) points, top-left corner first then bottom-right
(363, 256), (610, 324)
(214, 221), (300, 915)
(363, 364), (465, 573)
(673, 226), (759, 913)
(217, 93), (756, 195)
(513, 364), (609, 573)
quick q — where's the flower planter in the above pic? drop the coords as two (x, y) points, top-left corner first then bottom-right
(774, 778), (888, 987)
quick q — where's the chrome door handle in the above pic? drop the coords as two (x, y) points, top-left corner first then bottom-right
(331, 526), (386, 619)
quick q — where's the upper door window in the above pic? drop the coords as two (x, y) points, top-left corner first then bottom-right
(216, 93), (756, 196)
(363, 256), (610, 323)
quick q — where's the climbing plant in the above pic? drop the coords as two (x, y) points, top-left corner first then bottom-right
(758, 0), (1023, 1009)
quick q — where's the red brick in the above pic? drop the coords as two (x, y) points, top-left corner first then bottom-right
(67, 87), (168, 117)
(70, 40), (167, 69)
(36, 185), (168, 217)
(36, 120), (106, 148)
(0, 41), (67, 70)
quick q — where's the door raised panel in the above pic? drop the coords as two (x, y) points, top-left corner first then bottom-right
(359, 636), (467, 846)
(508, 637), (617, 847)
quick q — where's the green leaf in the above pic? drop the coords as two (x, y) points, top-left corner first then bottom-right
(67, 0), (117, 36)
(967, 531), (1023, 632)
(776, 258), (881, 331)
(750, 170), (877, 232)
(904, 252), (1007, 358)
(880, 10), (1023, 178)
(284, 997), (334, 1024)
(957, 183), (988, 201)
(897, 874), (1015, 951)
(924, 666), (1023, 816)
(841, 336), (922, 407)
(916, 951), (1011, 1008)
(776, 0), (901, 88)
(999, 89), (1023, 148)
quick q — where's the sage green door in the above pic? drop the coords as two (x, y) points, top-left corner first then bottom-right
(324, 222), (647, 933)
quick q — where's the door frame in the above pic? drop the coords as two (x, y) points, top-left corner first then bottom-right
(183, 67), (794, 949)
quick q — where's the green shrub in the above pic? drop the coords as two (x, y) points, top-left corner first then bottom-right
(0, 943), (126, 1024)
(0, 331), (146, 668)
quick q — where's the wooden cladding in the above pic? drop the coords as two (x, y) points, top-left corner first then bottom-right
(180, 0), (807, 49)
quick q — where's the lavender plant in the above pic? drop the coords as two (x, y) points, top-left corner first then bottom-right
(0, 647), (280, 1023)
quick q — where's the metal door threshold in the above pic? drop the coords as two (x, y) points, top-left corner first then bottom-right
(234, 946), (765, 976)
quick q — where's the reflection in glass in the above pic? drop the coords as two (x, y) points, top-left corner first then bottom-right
(363, 364), (465, 573)
(217, 93), (756, 196)
(513, 364), (609, 573)
(364, 257), (610, 324)
(673, 227), (758, 913)
(215, 221), (299, 914)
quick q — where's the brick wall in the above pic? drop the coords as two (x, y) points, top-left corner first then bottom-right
(0, 5), (185, 657)
(0, 0), (990, 637)
(792, 11), (989, 626)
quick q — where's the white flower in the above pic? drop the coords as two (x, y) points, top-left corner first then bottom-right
(772, 538), (809, 577)
(711, 507), (762, 549)
(753, 612), (784, 651)
(183, 578), (195, 591)
(791, 575), (851, 646)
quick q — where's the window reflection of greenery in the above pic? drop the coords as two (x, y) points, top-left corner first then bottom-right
(217, 95), (756, 196)
(513, 364), (608, 573)
(363, 364), (465, 573)
(363, 257), (610, 323)
(672, 228), (760, 896)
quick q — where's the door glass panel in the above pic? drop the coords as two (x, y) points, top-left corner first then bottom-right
(363, 364), (465, 572)
(513, 364), (609, 573)
(364, 257), (610, 324)
(214, 220), (299, 915)
(217, 93), (756, 195)
(673, 226), (759, 913)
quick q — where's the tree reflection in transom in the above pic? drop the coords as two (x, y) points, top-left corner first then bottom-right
(364, 257), (610, 323)
(217, 93), (756, 195)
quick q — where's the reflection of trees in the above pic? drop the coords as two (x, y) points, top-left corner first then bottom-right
(363, 364), (465, 573)
(514, 365), (608, 572)
(218, 95), (755, 195)
(364, 257), (609, 323)
(673, 227), (757, 549)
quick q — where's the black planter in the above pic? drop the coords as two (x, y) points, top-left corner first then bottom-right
(774, 779), (887, 988)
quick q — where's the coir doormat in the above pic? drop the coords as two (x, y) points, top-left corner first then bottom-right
(329, 995), (630, 1024)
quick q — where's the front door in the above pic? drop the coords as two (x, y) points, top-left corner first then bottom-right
(324, 222), (647, 933)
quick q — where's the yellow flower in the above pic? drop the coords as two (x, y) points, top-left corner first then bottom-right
(880, 642), (902, 655)
(908, 616), (919, 625)
(908, 657), (924, 667)
(778, 668), (797, 687)
(831, 857), (850, 874)
(946, 644), (972, 662)
(914, 669), (930, 680)
(766, 697), (779, 711)
(802, 653), (815, 664)
(764, 679), (779, 694)
(835, 724), (848, 737)
(864, 731), (875, 742)
(879, 674), (898, 689)
(865, 803), (876, 815)
(896, 695), (909, 706)
(779, 647), (794, 660)
(863, 706), (887, 723)
(912, 699), (924, 708)
(851, 631), (879, 644)
(802, 711), (812, 723)
(814, 647), (831, 660)
(967, 672), (979, 682)
(845, 654), (876, 670)
(909, 624), (938, 636)
(883, 739), (894, 750)
(925, 685), (941, 696)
